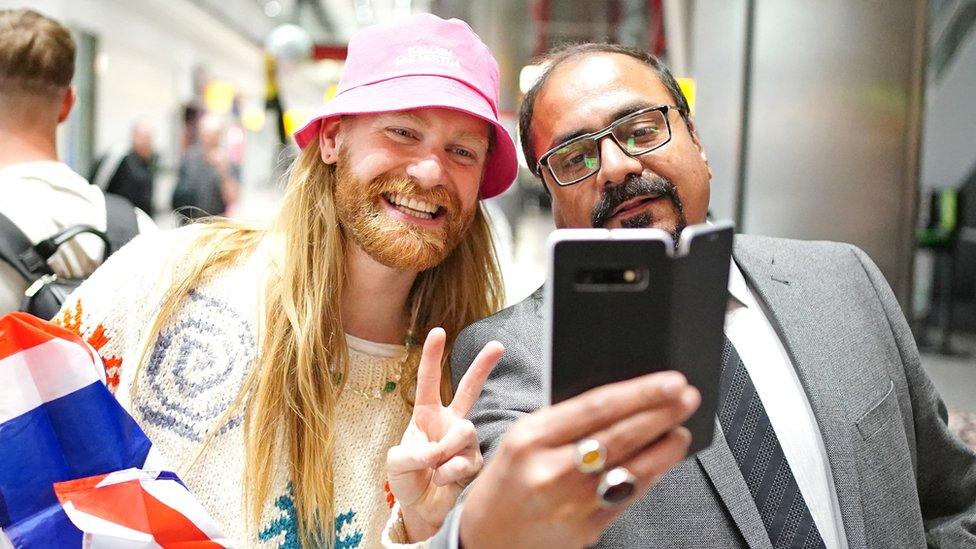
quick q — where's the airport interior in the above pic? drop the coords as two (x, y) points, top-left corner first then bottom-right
(4, 0), (976, 545)
(0, 0), (976, 548)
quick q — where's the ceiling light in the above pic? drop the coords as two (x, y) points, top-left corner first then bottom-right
(264, 0), (282, 18)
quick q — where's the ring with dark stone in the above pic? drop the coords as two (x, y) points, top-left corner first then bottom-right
(596, 466), (637, 507)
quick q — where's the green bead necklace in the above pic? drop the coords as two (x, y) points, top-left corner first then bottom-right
(336, 332), (417, 400)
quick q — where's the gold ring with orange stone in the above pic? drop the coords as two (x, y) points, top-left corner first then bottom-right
(573, 438), (608, 474)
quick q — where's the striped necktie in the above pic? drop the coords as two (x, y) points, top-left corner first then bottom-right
(718, 338), (827, 549)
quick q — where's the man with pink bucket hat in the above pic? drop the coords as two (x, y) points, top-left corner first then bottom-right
(48, 12), (516, 547)
(292, 12), (516, 199)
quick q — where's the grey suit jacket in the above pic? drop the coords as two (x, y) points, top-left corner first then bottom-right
(442, 235), (976, 548)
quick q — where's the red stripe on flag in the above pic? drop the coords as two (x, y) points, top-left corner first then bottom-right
(55, 477), (223, 547)
(54, 473), (111, 505)
(142, 484), (225, 547)
(56, 478), (152, 532)
(0, 312), (88, 361)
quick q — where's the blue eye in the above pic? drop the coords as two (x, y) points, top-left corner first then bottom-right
(388, 127), (418, 140)
(451, 146), (480, 165)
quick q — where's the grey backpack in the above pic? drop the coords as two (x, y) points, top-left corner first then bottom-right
(0, 194), (139, 319)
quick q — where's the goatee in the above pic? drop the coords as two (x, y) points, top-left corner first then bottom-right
(591, 173), (686, 244)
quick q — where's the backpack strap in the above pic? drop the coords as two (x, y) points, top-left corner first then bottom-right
(103, 193), (140, 255)
(0, 212), (54, 283)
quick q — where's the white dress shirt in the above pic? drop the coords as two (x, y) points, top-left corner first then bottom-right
(726, 260), (848, 549)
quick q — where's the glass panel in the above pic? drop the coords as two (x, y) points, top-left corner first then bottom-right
(932, 2), (976, 82)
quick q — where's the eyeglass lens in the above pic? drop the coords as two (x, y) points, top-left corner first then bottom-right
(548, 108), (669, 185)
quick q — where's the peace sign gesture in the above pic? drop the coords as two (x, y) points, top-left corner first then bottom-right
(386, 327), (504, 542)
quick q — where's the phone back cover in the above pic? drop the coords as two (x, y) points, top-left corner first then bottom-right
(548, 227), (732, 455)
(670, 228), (732, 454)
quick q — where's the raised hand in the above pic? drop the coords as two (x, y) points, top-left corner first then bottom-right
(386, 327), (504, 541)
(459, 370), (701, 549)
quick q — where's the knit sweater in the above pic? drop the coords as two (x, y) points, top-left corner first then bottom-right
(55, 226), (426, 548)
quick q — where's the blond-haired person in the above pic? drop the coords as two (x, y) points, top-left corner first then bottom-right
(52, 14), (518, 548)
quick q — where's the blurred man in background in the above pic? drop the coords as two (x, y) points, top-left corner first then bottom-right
(0, 8), (153, 315)
(171, 113), (240, 220)
(91, 119), (158, 216)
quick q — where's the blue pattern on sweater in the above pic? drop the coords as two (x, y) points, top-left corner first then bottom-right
(258, 484), (363, 548)
(259, 486), (302, 548)
(138, 289), (254, 440)
(334, 509), (363, 549)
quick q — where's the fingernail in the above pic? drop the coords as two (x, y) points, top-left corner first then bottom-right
(681, 388), (700, 409)
(660, 375), (683, 396)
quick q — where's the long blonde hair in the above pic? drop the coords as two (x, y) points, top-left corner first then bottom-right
(132, 138), (504, 545)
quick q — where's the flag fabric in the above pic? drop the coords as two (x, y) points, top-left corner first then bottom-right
(54, 468), (230, 548)
(0, 312), (228, 548)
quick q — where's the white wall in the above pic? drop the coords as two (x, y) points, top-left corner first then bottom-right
(920, 23), (976, 189)
(688, 0), (749, 224)
(2, 0), (264, 168)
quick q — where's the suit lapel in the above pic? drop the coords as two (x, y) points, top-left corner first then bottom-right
(730, 238), (867, 549)
(697, 418), (774, 549)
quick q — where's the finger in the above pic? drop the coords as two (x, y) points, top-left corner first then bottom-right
(386, 441), (441, 474)
(434, 418), (478, 460)
(586, 427), (692, 528)
(432, 453), (483, 487)
(428, 419), (480, 485)
(449, 341), (505, 417)
(414, 327), (446, 407)
(530, 370), (692, 447)
(624, 426), (693, 481)
(522, 389), (697, 520)
(584, 385), (700, 468)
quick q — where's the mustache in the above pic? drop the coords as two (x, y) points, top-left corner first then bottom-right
(334, 145), (458, 215)
(363, 172), (459, 215)
(590, 174), (682, 228)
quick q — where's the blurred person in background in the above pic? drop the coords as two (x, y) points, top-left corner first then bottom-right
(171, 112), (240, 220)
(91, 119), (158, 216)
(0, 8), (154, 316)
(51, 13), (518, 548)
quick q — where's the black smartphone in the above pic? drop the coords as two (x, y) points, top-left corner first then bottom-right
(544, 221), (733, 455)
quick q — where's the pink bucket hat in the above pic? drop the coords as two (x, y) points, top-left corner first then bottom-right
(293, 13), (518, 199)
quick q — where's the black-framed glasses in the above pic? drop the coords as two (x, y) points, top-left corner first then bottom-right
(537, 105), (676, 186)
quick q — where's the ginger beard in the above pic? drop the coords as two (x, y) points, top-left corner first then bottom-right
(333, 150), (476, 271)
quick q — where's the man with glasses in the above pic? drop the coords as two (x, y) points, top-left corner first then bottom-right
(429, 43), (976, 548)
(538, 102), (691, 233)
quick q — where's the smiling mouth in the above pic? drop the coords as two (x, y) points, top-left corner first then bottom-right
(610, 193), (662, 219)
(382, 192), (446, 221)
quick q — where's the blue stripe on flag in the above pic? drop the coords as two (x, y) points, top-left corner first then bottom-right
(4, 504), (82, 548)
(157, 470), (187, 489)
(0, 380), (151, 528)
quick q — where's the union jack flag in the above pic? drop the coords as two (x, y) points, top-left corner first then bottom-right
(0, 312), (229, 547)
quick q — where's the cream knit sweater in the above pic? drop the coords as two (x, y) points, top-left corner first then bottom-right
(55, 226), (426, 548)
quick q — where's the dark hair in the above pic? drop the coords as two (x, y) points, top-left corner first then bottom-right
(518, 43), (691, 178)
(0, 9), (75, 94)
